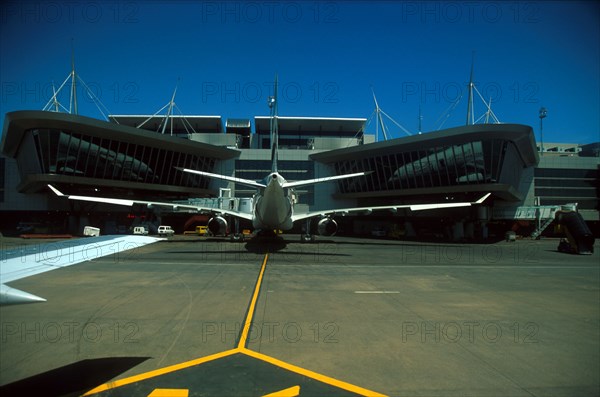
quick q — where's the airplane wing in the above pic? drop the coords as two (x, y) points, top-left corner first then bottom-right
(0, 235), (162, 305)
(48, 185), (254, 221)
(291, 193), (491, 222)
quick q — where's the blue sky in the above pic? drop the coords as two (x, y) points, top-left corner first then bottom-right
(1, 1), (598, 143)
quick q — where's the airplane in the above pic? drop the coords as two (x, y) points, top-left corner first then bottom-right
(0, 235), (162, 305)
(48, 77), (491, 242)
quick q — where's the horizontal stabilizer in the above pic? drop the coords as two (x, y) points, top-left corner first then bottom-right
(283, 171), (371, 189)
(176, 167), (266, 189)
(0, 284), (46, 305)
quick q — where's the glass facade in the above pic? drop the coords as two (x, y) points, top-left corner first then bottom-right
(30, 128), (215, 189)
(333, 139), (510, 194)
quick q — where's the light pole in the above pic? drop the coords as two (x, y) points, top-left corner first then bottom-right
(539, 107), (547, 155)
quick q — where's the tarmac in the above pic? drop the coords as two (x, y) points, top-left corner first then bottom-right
(0, 235), (598, 396)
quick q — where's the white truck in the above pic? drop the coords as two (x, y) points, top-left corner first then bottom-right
(157, 225), (175, 237)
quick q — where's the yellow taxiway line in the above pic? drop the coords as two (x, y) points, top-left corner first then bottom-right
(237, 253), (269, 349)
(83, 253), (387, 396)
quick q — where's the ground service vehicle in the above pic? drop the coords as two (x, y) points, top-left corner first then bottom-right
(133, 226), (149, 235)
(83, 226), (100, 237)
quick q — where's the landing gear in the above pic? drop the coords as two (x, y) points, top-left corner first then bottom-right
(300, 233), (315, 243)
(230, 234), (243, 242)
(300, 219), (315, 243)
(229, 217), (243, 242)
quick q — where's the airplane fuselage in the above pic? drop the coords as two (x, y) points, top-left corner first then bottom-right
(252, 172), (294, 231)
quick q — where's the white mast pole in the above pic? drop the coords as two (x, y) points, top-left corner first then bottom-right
(162, 83), (178, 135)
(466, 52), (475, 125)
(71, 40), (78, 115)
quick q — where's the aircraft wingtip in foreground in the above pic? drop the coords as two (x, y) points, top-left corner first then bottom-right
(46, 77), (491, 242)
(0, 285), (47, 305)
(0, 235), (163, 306)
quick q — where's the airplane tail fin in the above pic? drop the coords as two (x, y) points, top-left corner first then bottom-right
(269, 75), (279, 173)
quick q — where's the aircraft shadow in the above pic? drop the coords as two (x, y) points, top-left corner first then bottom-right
(245, 236), (288, 253)
(0, 356), (150, 397)
(164, 234), (292, 254)
(163, 236), (289, 254)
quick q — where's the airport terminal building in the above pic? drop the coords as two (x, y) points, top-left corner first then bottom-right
(1, 110), (598, 238)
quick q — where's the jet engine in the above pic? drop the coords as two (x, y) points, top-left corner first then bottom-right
(317, 217), (338, 236)
(208, 216), (228, 236)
